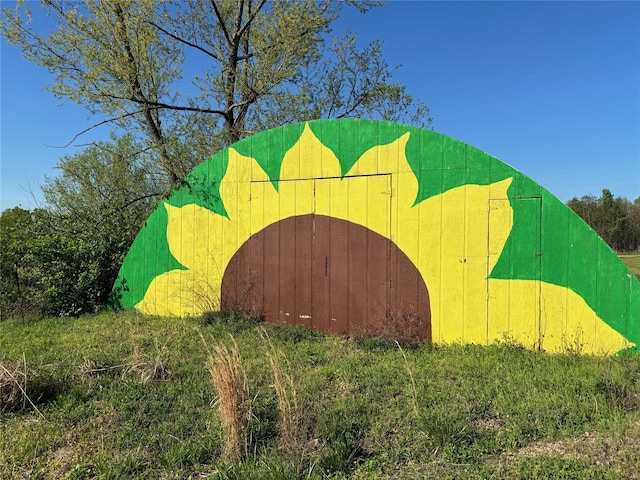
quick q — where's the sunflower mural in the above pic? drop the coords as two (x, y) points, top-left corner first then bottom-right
(114, 119), (639, 355)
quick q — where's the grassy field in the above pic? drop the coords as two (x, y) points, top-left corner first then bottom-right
(620, 254), (640, 278)
(1, 311), (639, 479)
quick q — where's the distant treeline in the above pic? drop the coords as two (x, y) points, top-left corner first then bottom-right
(567, 189), (640, 253)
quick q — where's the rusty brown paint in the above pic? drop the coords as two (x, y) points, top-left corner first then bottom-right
(221, 214), (431, 341)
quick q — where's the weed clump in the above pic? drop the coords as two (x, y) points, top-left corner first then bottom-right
(201, 333), (249, 463)
(128, 341), (171, 384)
(201, 311), (262, 334)
(0, 358), (47, 417)
(351, 304), (428, 349)
(260, 328), (304, 458)
(0, 359), (27, 413)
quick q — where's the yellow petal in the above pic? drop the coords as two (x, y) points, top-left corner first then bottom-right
(138, 203), (229, 317)
(488, 279), (632, 355)
(136, 268), (220, 317)
(280, 123), (341, 181)
(394, 179), (513, 343)
(165, 203), (226, 277)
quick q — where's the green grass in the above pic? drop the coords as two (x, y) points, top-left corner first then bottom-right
(1, 311), (639, 479)
(620, 254), (640, 278)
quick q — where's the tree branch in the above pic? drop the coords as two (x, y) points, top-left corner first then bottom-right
(113, 2), (179, 183)
(232, 0), (246, 41)
(234, 0), (268, 41)
(102, 94), (227, 116)
(118, 192), (163, 211)
(210, 0), (233, 45)
(43, 110), (148, 148)
(146, 20), (221, 62)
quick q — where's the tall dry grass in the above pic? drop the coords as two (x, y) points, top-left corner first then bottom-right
(260, 328), (303, 457)
(128, 340), (171, 383)
(200, 333), (249, 462)
(0, 355), (44, 417)
(396, 341), (419, 417)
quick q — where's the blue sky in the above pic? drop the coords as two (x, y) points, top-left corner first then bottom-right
(1, 1), (639, 210)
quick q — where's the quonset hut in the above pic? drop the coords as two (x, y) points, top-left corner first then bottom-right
(114, 119), (639, 355)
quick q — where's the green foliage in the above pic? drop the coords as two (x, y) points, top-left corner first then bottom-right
(39, 134), (158, 315)
(2, 311), (640, 478)
(567, 189), (640, 252)
(0, 207), (41, 319)
(2, 0), (431, 189)
(0, 135), (156, 317)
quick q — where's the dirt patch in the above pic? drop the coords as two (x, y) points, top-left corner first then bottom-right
(470, 417), (506, 432)
(492, 419), (640, 471)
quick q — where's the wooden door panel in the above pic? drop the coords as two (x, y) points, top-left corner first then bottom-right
(221, 174), (431, 340)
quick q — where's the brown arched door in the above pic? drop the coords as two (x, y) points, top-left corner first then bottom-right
(221, 175), (431, 341)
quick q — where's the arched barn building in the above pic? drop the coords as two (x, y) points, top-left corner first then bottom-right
(114, 119), (639, 355)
